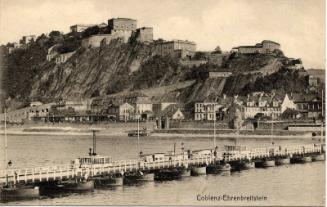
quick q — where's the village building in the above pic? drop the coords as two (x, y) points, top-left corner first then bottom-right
(290, 93), (323, 118)
(107, 102), (135, 121)
(159, 104), (185, 120)
(243, 93), (283, 119)
(155, 40), (196, 59)
(233, 40), (280, 54)
(0, 103), (56, 123)
(55, 100), (90, 113)
(309, 75), (318, 87)
(194, 101), (223, 121)
(46, 44), (60, 61)
(55, 51), (76, 64)
(280, 94), (296, 113)
(124, 93), (153, 119)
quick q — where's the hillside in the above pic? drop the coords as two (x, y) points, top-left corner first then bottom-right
(0, 34), (320, 111)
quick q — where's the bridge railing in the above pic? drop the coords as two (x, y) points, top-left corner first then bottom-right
(0, 144), (324, 185)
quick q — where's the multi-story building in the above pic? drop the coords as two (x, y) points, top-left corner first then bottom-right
(243, 93), (284, 119)
(290, 93), (323, 118)
(194, 101), (222, 121)
(107, 102), (135, 121)
(0, 103), (56, 123)
(124, 93), (153, 118)
(108, 18), (137, 32)
(107, 18), (137, 43)
(155, 40), (196, 58)
(233, 40), (280, 54)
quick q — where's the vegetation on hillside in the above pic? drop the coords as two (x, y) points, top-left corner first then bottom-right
(131, 55), (179, 90)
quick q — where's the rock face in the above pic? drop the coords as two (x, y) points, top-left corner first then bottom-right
(30, 40), (156, 100)
(1, 37), (312, 111)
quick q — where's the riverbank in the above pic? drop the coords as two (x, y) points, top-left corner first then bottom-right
(0, 124), (320, 140)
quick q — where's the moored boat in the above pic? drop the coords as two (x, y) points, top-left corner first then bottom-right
(291, 155), (312, 163)
(240, 161), (255, 169)
(312, 153), (325, 161)
(128, 130), (149, 137)
(0, 185), (40, 202)
(191, 166), (207, 176)
(262, 159), (276, 167)
(275, 157), (291, 165)
(207, 162), (231, 174)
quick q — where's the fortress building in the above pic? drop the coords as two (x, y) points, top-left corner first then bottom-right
(233, 40), (280, 54)
(70, 24), (97, 33)
(135, 27), (153, 43)
(155, 40), (196, 59)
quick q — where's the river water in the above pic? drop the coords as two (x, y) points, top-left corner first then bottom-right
(0, 134), (325, 206)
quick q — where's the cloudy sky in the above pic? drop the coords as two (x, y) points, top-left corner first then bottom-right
(0, 0), (325, 68)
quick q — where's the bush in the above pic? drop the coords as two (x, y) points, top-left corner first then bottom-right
(281, 108), (300, 119)
(82, 26), (100, 38)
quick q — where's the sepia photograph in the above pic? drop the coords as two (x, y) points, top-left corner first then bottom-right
(0, 0), (325, 206)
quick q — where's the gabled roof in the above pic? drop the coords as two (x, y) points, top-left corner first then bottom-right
(158, 104), (184, 118)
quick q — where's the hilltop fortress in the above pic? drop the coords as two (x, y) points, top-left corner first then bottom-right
(7, 17), (287, 63)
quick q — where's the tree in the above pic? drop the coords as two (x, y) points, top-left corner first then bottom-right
(281, 108), (300, 119)
(82, 26), (100, 38)
(273, 49), (284, 58)
(213, 46), (222, 54)
(49, 31), (61, 37)
(193, 51), (207, 60)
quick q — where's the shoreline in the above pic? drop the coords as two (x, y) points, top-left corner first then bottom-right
(0, 127), (318, 140)
(0, 124), (320, 139)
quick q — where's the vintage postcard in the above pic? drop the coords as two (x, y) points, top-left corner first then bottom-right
(0, 0), (325, 206)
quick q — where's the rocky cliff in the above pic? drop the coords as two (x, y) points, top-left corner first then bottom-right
(0, 36), (315, 111)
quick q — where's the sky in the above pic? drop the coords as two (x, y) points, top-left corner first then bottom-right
(0, 0), (325, 69)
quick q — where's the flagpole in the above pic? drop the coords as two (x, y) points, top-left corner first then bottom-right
(5, 107), (8, 186)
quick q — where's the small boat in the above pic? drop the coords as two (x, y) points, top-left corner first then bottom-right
(128, 130), (149, 137)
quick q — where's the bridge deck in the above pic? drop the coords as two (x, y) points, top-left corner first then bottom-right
(0, 143), (323, 185)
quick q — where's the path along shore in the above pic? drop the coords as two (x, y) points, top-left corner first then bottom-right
(0, 124), (319, 140)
